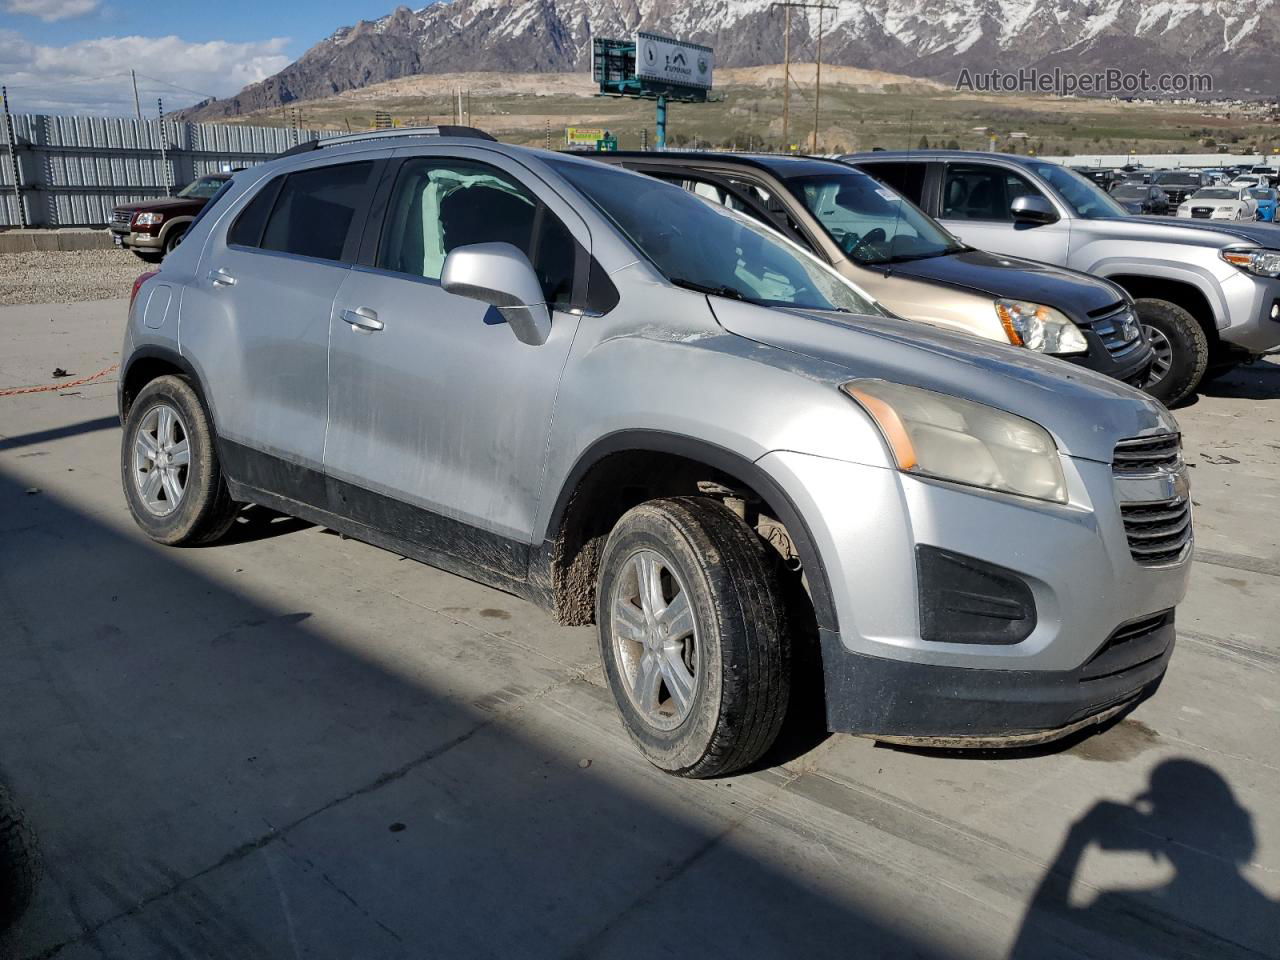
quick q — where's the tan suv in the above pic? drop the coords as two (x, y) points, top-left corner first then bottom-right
(594, 153), (1158, 395)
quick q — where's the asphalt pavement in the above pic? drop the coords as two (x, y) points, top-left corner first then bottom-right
(1, 298), (1276, 959)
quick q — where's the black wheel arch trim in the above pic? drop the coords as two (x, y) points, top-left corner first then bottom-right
(545, 429), (839, 636)
(118, 345), (211, 428)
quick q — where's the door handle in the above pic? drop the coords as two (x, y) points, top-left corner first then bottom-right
(341, 306), (383, 332)
(208, 268), (236, 287)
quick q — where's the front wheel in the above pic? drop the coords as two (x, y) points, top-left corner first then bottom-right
(0, 784), (39, 933)
(596, 497), (791, 778)
(1136, 298), (1209, 406)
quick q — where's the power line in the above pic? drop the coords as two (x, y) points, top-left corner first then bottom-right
(131, 72), (220, 102)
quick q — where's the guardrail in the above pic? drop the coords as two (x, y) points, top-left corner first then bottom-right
(0, 114), (338, 228)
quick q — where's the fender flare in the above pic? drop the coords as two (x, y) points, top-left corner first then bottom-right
(544, 429), (839, 636)
(118, 345), (211, 424)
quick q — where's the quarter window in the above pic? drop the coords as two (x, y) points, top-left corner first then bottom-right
(377, 158), (577, 308)
(942, 164), (1042, 221)
(857, 162), (927, 206)
(258, 161), (376, 263)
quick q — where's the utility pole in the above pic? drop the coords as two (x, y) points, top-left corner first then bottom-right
(130, 70), (144, 127)
(2, 86), (26, 228)
(156, 98), (170, 196)
(771, 1), (839, 153)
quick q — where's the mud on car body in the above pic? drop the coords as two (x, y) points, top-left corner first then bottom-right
(118, 129), (1192, 777)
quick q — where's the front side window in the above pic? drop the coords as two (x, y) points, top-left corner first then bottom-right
(377, 158), (576, 307)
(549, 158), (883, 315)
(260, 161), (376, 263)
(942, 164), (1043, 221)
(785, 171), (963, 265)
(857, 162), (927, 205)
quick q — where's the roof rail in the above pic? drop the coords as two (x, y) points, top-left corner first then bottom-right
(276, 125), (497, 158)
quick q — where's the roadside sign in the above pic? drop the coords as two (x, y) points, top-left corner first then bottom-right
(635, 32), (713, 91)
(566, 127), (607, 148)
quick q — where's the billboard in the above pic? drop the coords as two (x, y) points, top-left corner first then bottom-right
(566, 127), (607, 147)
(635, 32), (713, 91)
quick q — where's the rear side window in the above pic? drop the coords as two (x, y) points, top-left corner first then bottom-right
(259, 161), (375, 263)
(858, 162), (927, 205)
(377, 157), (579, 308)
(227, 177), (279, 248)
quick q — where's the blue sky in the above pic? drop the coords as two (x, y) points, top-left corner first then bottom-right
(1, 0), (431, 114)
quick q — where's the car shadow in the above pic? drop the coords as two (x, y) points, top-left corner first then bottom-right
(1197, 356), (1280, 402)
(0, 465), (946, 960)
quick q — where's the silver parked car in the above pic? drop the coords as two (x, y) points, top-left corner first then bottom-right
(119, 129), (1192, 777)
(845, 150), (1280, 404)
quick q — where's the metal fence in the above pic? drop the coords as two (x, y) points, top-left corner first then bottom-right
(0, 114), (339, 228)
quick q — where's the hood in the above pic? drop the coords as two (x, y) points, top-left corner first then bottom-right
(1127, 215), (1280, 247)
(880, 248), (1123, 320)
(709, 298), (1175, 464)
(112, 196), (206, 215)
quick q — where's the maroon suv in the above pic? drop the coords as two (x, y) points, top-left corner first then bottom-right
(108, 173), (230, 262)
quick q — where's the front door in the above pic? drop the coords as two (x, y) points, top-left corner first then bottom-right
(936, 162), (1071, 266)
(324, 151), (588, 552)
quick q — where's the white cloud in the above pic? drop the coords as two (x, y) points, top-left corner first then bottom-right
(0, 31), (291, 114)
(1, 0), (101, 22)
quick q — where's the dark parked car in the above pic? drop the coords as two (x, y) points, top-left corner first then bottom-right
(108, 173), (231, 262)
(1151, 170), (1211, 207)
(1110, 182), (1171, 215)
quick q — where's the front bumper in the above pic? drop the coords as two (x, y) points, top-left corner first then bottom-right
(1218, 269), (1280, 352)
(759, 450), (1191, 741)
(107, 222), (161, 250)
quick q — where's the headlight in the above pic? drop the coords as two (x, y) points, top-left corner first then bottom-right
(994, 299), (1088, 355)
(843, 380), (1068, 504)
(133, 212), (165, 226)
(1221, 247), (1280, 277)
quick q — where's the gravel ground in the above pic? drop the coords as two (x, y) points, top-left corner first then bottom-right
(0, 248), (146, 306)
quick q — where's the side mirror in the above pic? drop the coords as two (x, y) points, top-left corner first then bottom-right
(1010, 195), (1059, 224)
(441, 242), (551, 346)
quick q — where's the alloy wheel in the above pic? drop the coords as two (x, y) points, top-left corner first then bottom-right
(132, 402), (190, 517)
(609, 548), (699, 730)
(1144, 324), (1174, 388)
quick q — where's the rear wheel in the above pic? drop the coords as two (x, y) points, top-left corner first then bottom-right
(1136, 298), (1209, 405)
(121, 375), (238, 545)
(596, 497), (791, 778)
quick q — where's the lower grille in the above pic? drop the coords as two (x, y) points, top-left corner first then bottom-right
(1121, 497), (1192, 565)
(1191, 207), (1212, 219)
(1081, 610), (1174, 681)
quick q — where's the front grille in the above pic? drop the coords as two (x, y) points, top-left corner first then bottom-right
(1120, 497), (1192, 565)
(1113, 433), (1182, 474)
(1090, 305), (1143, 358)
(1191, 207), (1212, 219)
(111, 210), (132, 225)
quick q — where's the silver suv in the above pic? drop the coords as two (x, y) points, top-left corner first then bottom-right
(118, 130), (1192, 777)
(846, 150), (1280, 403)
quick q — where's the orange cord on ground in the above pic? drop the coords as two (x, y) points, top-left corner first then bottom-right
(0, 364), (119, 397)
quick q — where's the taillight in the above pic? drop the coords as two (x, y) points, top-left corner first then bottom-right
(130, 271), (159, 310)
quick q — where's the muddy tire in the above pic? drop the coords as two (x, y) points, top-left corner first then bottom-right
(1136, 298), (1209, 406)
(121, 375), (238, 546)
(0, 785), (40, 933)
(596, 497), (791, 778)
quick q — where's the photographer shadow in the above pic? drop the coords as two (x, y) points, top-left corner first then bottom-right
(1010, 759), (1277, 959)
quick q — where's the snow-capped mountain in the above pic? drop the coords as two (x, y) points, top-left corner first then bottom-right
(187, 0), (1280, 118)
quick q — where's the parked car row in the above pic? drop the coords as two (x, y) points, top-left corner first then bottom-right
(119, 129), (1208, 776)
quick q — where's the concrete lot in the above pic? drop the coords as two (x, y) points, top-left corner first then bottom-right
(1, 298), (1277, 959)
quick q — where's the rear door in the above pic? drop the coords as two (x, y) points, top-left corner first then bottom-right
(323, 148), (591, 553)
(182, 157), (381, 480)
(936, 161), (1070, 265)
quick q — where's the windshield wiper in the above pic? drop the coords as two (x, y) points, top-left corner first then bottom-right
(668, 276), (760, 304)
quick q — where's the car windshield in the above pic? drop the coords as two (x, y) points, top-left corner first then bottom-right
(550, 159), (884, 315)
(1194, 189), (1238, 200)
(1155, 172), (1201, 186)
(1111, 185), (1148, 199)
(177, 176), (228, 199)
(782, 171), (964, 265)
(1027, 163), (1128, 218)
